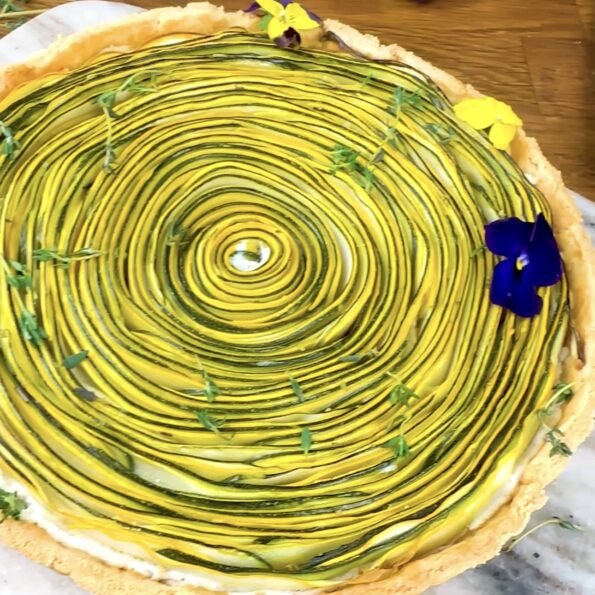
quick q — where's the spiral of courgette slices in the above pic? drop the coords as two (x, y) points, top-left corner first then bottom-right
(0, 30), (569, 589)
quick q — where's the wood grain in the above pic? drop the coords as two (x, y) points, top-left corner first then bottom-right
(3, 0), (594, 197)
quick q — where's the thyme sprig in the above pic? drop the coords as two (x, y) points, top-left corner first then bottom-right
(504, 516), (583, 551)
(537, 383), (574, 458)
(386, 435), (410, 459)
(424, 123), (457, 145)
(331, 145), (375, 191)
(0, 0), (41, 30)
(203, 371), (221, 403)
(19, 310), (47, 347)
(96, 71), (161, 173)
(0, 488), (27, 523)
(0, 120), (19, 159)
(389, 384), (419, 407)
(388, 88), (423, 117)
(544, 428), (572, 457)
(33, 247), (102, 268)
(196, 409), (227, 434)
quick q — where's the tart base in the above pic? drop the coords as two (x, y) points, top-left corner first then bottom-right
(0, 3), (593, 594)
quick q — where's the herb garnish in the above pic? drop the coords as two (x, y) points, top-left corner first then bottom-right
(0, 488), (27, 523)
(504, 516), (583, 551)
(96, 71), (160, 173)
(331, 145), (375, 191)
(388, 88), (423, 117)
(386, 435), (410, 459)
(18, 311), (47, 347)
(0, 120), (19, 159)
(63, 351), (88, 370)
(203, 371), (221, 403)
(33, 247), (102, 268)
(424, 123), (456, 144)
(537, 383), (574, 458)
(537, 383), (573, 422)
(301, 427), (312, 454)
(7, 260), (32, 290)
(196, 409), (227, 434)
(544, 428), (572, 457)
(290, 377), (305, 403)
(389, 384), (419, 407)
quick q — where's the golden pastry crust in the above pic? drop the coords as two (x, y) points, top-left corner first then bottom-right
(0, 3), (593, 594)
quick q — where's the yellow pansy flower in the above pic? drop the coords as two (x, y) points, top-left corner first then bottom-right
(256, 0), (320, 41)
(454, 97), (523, 151)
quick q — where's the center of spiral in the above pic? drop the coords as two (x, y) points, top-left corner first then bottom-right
(229, 239), (271, 272)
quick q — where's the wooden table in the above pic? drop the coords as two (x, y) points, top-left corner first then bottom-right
(5, 0), (595, 197)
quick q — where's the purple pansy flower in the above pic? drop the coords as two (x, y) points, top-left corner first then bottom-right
(485, 213), (562, 318)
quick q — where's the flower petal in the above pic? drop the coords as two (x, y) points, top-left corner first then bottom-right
(267, 16), (289, 40)
(285, 3), (320, 29)
(530, 213), (556, 245)
(490, 259), (543, 318)
(525, 242), (562, 287)
(274, 27), (301, 48)
(485, 217), (533, 258)
(494, 100), (523, 126)
(489, 122), (518, 150)
(257, 0), (284, 17)
(454, 98), (497, 130)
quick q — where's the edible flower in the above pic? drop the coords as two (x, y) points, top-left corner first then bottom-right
(247, 0), (320, 47)
(454, 97), (522, 151)
(485, 214), (562, 318)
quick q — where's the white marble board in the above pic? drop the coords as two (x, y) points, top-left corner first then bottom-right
(0, 3), (593, 594)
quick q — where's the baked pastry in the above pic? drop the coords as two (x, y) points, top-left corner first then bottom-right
(0, 3), (593, 594)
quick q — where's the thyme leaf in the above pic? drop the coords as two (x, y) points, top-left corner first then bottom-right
(203, 371), (221, 403)
(301, 427), (312, 454)
(196, 409), (226, 434)
(7, 260), (32, 290)
(386, 435), (410, 459)
(544, 428), (572, 457)
(0, 488), (27, 523)
(0, 120), (19, 159)
(389, 384), (419, 407)
(63, 350), (89, 370)
(18, 311), (47, 347)
(290, 377), (305, 403)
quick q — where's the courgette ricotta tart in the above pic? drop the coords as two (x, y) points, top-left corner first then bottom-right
(0, 2), (593, 594)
